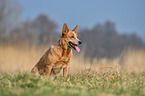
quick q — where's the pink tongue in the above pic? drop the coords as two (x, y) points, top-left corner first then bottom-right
(75, 46), (80, 52)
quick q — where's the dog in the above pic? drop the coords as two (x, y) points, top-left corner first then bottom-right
(31, 23), (81, 78)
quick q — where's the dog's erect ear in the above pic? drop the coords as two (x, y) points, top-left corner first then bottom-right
(72, 25), (78, 34)
(62, 23), (69, 36)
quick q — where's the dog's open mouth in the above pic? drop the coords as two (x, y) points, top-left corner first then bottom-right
(69, 41), (80, 52)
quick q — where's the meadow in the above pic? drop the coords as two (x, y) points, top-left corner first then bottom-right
(0, 44), (145, 96)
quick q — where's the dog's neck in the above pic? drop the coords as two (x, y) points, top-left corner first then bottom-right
(66, 46), (72, 53)
(58, 38), (72, 53)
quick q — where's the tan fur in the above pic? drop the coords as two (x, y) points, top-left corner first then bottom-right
(31, 23), (81, 78)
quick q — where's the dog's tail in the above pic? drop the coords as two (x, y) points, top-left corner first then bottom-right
(31, 66), (38, 75)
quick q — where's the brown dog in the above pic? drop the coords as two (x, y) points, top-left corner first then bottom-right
(31, 23), (81, 79)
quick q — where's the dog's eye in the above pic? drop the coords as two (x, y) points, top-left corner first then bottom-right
(71, 36), (74, 38)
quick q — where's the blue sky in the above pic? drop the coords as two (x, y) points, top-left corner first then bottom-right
(19, 0), (145, 40)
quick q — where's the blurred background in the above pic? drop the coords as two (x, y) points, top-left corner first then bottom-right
(0, 0), (145, 74)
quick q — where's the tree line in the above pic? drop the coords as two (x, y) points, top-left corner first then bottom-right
(0, 0), (144, 59)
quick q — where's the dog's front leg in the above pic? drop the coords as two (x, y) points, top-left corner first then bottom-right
(45, 65), (52, 78)
(63, 66), (69, 77)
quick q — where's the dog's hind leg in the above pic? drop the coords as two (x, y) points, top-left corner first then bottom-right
(45, 65), (52, 78)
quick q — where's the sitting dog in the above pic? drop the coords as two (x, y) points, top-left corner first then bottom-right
(31, 23), (81, 78)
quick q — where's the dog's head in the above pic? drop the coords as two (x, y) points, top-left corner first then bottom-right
(60, 23), (81, 52)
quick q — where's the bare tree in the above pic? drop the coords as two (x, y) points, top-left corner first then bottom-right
(0, 0), (22, 40)
(11, 14), (58, 45)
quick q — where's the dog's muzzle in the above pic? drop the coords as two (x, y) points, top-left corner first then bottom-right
(68, 41), (81, 52)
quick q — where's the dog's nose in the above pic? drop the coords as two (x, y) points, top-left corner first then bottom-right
(78, 41), (82, 45)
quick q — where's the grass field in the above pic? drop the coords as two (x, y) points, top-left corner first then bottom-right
(0, 71), (145, 96)
(0, 44), (145, 96)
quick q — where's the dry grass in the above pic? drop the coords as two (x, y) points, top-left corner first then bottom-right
(0, 44), (145, 74)
(1, 45), (145, 96)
